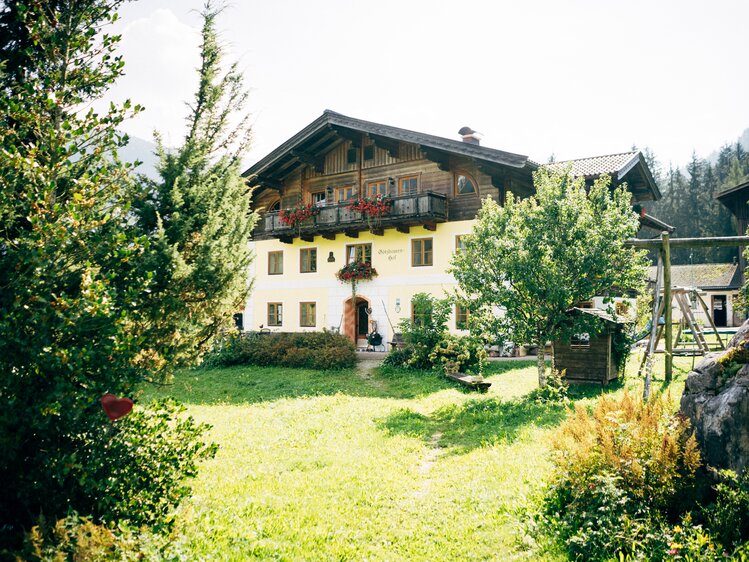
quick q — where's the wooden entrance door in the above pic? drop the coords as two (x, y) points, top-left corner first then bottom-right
(357, 302), (369, 338)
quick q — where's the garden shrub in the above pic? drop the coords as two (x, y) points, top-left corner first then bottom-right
(17, 512), (191, 561)
(526, 369), (569, 404)
(428, 334), (487, 375)
(537, 391), (703, 561)
(385, 293), (486, 374)
(395, 293), (452, 369)
(206, 330), (356, 370)
(703, 469), (749, 551)
(78, 400), (217, 530)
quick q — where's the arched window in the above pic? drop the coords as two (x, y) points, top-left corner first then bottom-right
(268, 200), (281, 212)
(454, 173), (477, 196)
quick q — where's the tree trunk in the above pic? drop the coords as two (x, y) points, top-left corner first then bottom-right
(537, 338), (547, 387)
(550, 343), (556, 374)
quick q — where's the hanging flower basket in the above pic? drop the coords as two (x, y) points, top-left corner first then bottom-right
(279, 203), (320, 234)
(347, 195), (392, 229)
(336, 261), (378, 299)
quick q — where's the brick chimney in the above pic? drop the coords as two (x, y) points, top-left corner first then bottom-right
(458, 126), (482, 145)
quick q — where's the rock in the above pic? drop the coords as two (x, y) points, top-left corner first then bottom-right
(684, 353), (723, 394)
(680, 328), (749, 476)
(728, 319), (749, 348)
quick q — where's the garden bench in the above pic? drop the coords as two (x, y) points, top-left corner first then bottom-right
(445, 372), (491, 392)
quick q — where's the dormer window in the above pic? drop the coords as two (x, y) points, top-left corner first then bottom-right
(455, 173), (477, 196)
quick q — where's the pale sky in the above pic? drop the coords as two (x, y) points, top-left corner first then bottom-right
(106, 0), (749, 170)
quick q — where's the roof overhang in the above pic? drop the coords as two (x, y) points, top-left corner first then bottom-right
(243, 110), (537, 194)
(716, 179), (749, 204)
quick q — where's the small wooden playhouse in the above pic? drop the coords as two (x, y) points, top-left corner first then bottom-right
(553, 307), (628, 385)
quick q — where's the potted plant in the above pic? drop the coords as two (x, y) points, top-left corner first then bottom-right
(336, 260), (378, 300)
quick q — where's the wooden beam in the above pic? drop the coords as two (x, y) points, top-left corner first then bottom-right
(662, 232), (672, 383)
(421, 146), (450, 171)
(625, 235), (749, 249)
(257, 176), (283, 190)
(279, 235), (293, 244)
(396, 226), (410, 234)
(290, 149), (324, 174)
(423, 223), (437, 232)
(322, 233), (336, 241)
(696, 292), (726, 350)
(370, 228), (384, 236)
(331, 126), (363, 148)
(344, 230), (359, 239)
(300, 234), (314, 243)
(370, 134), (400, 158)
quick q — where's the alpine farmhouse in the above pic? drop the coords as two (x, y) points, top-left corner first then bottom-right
(242, 111), (660, 347)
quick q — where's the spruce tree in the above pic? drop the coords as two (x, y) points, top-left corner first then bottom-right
(130, 2), (257, 371)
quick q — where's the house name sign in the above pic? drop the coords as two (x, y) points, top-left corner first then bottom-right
(378, 248), (404, 261)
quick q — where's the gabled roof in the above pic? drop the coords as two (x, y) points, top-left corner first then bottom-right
(716, 179), (749, 203)
(243, 110), (537, 189)
(546, 151), (661, 201)
(647, 263), (741, 291)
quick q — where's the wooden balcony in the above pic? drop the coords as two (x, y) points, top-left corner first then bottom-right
(253, 191), (448, 243)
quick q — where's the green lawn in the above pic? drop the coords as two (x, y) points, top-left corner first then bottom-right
(140, 355), (692, 561)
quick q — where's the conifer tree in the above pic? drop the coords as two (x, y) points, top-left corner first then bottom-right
(130, 2), (256, 371)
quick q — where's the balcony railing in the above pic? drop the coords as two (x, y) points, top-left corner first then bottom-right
(254, 191), (448, 241)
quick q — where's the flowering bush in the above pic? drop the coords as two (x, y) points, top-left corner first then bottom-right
(279, 203), (320, 227)
(347, 194), (393, 218)
(336, 261), (378, 283)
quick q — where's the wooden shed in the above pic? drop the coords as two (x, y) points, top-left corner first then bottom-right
(553, 308), (628, 385)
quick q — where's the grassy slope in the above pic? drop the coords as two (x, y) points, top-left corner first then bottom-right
(141, 356), (691, 561)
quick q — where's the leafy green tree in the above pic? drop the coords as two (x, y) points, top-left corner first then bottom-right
(450, 168), (647, 387)
(129, 3), (256, 372)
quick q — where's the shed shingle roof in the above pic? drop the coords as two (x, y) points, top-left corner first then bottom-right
(647, 263), (741, 290)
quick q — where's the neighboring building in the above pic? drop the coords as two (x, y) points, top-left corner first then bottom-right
(243, 110), (660, 346)
(716, 179), (749, 283)
(648, 262), (743, 327)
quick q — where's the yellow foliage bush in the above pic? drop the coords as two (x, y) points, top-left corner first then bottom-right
(537, 391), (705, 560)
(551, 391), (701, 512)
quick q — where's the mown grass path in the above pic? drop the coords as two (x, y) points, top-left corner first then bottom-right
(142, 357), (690, 561)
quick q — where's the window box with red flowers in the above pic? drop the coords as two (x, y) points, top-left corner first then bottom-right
(336, 260), (378, 299)
(347, 194), (392, 229)
(279, 203), (320, 233)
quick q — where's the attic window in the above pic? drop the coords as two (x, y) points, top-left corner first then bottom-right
(455, 173), (477, 196)
(363, 145), (374, 160)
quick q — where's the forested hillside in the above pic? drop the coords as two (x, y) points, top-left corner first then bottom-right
(641, 129), (749, 264)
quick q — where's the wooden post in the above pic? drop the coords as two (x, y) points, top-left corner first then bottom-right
(662, 232), (672, 382)
(695, 292), (726, 350)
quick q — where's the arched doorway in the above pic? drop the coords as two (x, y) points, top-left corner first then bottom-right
(343, 296), (370, 346)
